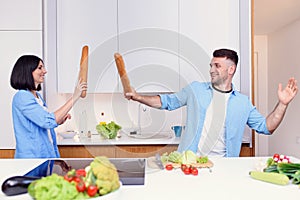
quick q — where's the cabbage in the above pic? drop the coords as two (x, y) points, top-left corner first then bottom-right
(181, 150), (197, 164)
(168, 151), (182, 163)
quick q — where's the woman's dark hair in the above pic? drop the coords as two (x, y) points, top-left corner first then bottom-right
(10, 55), (43, 91)
(213, 48), (239, 66)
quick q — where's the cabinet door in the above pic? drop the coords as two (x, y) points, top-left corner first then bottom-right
(118, 0), (179, 92)
(179, 0), (240, 89)
(0, 31), (42, 149)
(56, 0), (118, 93)
(0, 0), (42, 30)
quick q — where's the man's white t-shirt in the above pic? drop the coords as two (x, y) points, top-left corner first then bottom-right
(198, 89), (231, 157)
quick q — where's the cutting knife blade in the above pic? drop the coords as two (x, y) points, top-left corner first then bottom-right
(155, 153), (165, 170)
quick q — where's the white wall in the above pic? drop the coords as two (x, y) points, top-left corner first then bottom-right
(0, 0), (42, 149)
(266, 19), (300, 158)
(253, 35), (269, 156)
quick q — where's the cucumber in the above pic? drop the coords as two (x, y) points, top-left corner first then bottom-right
(249, 171), (289, 185)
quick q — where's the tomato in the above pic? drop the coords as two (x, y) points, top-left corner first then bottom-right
(87, 185), (98, 197)
(191, 167), (198, 176)
(181, 164), (187, 172)
(76, 181), (86, 192)
(72, 176), (81, 183)
(64, 174), (73, 182)
(183, 167), (191, 175)
(165, 164), (173, 171)
(76, 169), (86, 177)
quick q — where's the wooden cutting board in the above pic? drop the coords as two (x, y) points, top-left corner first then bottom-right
(147, 156), (213, 169)
(164, 160), (214, 169)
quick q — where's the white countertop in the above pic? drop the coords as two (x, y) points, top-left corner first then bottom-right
(57, 130), (181, 146)
(1, 157), (299, 200)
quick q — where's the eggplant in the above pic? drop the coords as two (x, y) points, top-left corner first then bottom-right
(1, 176), (40, 196)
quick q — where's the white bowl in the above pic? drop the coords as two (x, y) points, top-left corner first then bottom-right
(59, 131), (77, 139)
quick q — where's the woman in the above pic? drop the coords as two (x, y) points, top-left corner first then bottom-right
(10, 55), (87, 158)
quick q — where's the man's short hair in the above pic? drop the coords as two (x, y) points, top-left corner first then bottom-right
(213, 49), (239, 66)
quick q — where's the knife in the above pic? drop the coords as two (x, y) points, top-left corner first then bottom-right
(155, 153), (165, 170)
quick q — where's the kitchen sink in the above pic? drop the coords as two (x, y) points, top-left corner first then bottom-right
(121, 129), (174, 140)
(127, 133), (173, 139)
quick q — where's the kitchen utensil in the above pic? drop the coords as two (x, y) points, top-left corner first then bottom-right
(155, 153), (165, 170)
(171, 125), (185, 137)
(114, 53), (132, 94)
(79, 45), (89, 98)
(59, 131), (77, 139)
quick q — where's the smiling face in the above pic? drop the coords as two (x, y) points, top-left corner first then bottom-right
(209, 57), (235, 88)
(32, 61), (47, 88)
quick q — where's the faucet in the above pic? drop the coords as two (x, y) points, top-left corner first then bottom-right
(137, 103), (147, 135)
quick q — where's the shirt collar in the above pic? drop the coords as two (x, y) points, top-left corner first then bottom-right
(207, 82), (237, 95)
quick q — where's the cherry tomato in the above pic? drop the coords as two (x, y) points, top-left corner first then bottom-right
(191, 167), (198, 176)
(181, 164), (187, 172)
(72, 176), (81, 183)
(64, 174), (73, 182)
(165, 164), (173, 171)
(76, 169), (86, 177)
(87, 185), (98, 197)
(76, 181), (86, 192)
(183, 167), (191, 175)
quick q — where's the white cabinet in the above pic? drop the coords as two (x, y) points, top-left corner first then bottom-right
(0, 31), (42, 149)
(56, 0), (118, 93)
(118, 0), (179, 92)
(179, 0), (240, 90)
(0, 0), (42, 30)
(54, 0), (247, 93)
(55, 0), (179, 93)
(0, 0), (43, 149)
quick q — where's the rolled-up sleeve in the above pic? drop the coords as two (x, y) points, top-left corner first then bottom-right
(247, 105), (270, 134)
(14, 91), (58, 129)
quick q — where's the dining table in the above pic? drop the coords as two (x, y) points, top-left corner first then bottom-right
(0, 156), (299, 200)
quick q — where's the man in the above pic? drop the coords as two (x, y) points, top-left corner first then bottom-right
(124, 49), (298, 157)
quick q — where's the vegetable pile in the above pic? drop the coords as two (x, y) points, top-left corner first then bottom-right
(28, 156), (120, 200)
(161, 150), (211, 176)
(96, 121), (121, 139)
(249, 153), (300, 187)
(161, 150), (209, 165)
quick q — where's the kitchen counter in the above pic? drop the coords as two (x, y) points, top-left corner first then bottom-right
(57, 130), (181, 146)
(1, 157), (299, 200)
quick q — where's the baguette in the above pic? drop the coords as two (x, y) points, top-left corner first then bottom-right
(114, 53), (132, 93)
(79, 45), (89, 98)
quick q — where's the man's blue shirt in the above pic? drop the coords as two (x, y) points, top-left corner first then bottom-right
(159, 82), (270, 157)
